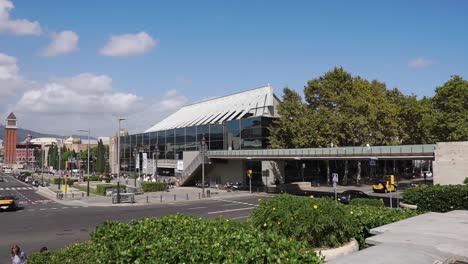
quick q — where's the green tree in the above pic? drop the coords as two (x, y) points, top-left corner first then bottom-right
(268, 87), (313, 148)
(303, 67), (401, 146)
(432, 75), (468, 141)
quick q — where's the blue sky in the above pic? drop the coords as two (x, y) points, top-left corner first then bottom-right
(1, 0), (467, 136)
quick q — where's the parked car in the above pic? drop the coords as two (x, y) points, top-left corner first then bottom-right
(339, 190), (370, 204)
(0, 195), (18, 211)
(0, 177), (4, 182)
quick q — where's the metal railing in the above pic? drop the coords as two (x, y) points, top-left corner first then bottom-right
(208, 144), (435, 159)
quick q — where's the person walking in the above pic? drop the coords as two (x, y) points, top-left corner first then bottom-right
(11, 245), (27, 264)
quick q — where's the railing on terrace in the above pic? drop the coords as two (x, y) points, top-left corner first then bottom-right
(208, 144), (435, 159)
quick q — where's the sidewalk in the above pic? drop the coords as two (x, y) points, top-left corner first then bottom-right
(37, 184), (271, 207)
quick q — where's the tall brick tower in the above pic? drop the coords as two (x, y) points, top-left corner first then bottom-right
(5, 112), (17, 165)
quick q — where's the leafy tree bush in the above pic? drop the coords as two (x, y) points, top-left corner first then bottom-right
(464, 177), (468, 185)
(347, 205), (419, 248)
(250, 194), (359, 248)
(349, 198), (385, 207)
(95, 184), (124, 196)
(29, 242), (97, 264)
(403, 185), (468, 212)
(89, 214), (322, 263)
(141, 182), (168, 192)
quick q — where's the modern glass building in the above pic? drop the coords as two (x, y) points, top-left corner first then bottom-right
(119, 85), (280, 175)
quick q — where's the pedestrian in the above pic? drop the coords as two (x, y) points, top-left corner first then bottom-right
(11, 245), (27, 264)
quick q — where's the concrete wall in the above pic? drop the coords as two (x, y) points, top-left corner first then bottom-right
(261, 160), (285, 186)
(207, 159), (244, 185)
(433, 141), (468, 185)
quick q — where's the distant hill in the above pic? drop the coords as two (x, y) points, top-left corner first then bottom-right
(0, 124), (64, 142)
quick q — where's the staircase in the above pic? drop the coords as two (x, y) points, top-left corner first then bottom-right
(179, 152), (206, 186)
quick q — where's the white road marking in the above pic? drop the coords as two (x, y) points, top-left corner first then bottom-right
(188, 206), (207, 210)
(39, 208), (46, 211)
(51, 208), (57, 210)
(207, 207), (255, 214)
(61, 207), (68, 209)
(231, 215), (250, 220)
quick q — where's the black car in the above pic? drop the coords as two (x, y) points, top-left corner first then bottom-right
(0, 195), (18, 211)
(339, 190), (370, 204)
(0, 177), (4, 182)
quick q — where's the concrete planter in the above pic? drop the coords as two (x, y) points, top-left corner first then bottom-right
(399, 202), (418, 209)
(314, 238), (359, 262)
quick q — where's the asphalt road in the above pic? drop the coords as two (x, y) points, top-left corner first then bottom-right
(0, 175), (263, 263)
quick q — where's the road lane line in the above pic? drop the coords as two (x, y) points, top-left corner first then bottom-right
(51, 208), (57, 210)
(207, 207), (255, 214)
(188, 206), (207, 210)
(40, 208), (46, 211)
(231, 215), (250, 220)
(61, 207), (68, 209)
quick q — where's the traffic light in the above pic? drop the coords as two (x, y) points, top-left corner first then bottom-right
(247, 169), (253, 178)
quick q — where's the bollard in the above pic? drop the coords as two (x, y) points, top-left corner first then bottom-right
(160, 195), (163, 203)
(199, 193), (201, 199)
(72, 193), (74, 198)
(174, 194), (176, 201)
(186, 193), (189, 200)
(146, 195), (149, 203)
(82, 192), (84, 197)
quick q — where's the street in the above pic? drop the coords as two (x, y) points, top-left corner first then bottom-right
(0, 174), (263, 263)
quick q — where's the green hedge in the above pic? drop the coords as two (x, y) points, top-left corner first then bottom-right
(350, 198), (385, 207)
(29, 242), (97, 264)
(250, 194), (359, 248)
(53, 178), (77, 186)
(83, 176), (100, 181)
(95, 184), (125, 196)
(31, 215), (322, 263)
(403, 185), (468, 212)
(347, 205), (419, 248)
(141, 182), (167, 192)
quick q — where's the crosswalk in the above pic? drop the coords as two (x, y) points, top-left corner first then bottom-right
(0, 187), (34, 191)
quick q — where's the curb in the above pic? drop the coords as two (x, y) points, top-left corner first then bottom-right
(399, 202), (418, 209)
(315, 239), (359, 262)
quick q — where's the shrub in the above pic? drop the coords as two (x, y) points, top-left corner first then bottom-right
(53, 178), (77, 186)
(348, 205), (419, 248)
(83, 176), (100, 181)
(403, 184), (468, 212)
(141, 181), (167, 192)
(350, 198), (385, 207)
(95, 184), (125, 196)
(464, 177), (468, 185)
(29, 242), (97, 264)
(22, 171), (32, 176)
(250, 194), (359, 248)
(90, 214), (321, 263)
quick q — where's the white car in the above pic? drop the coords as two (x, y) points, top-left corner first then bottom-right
(423, 171), (433, 178)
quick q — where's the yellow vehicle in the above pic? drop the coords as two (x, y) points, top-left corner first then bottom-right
(372, 175), (397, 193)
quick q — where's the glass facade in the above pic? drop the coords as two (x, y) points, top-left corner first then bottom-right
(120, 116), (275, 172)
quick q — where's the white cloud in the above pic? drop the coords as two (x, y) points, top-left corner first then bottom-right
(127, 89), (189, 133)
(0, 52), (34, 97)
(408, 57), (433, 68)
(15, 73), (142, 114)
(0, 0), (41, 35)
(158, 90), (189, 112)
(100, 32), (157, 57)
(41, 31), (79, 57)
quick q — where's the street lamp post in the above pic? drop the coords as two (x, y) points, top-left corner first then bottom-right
(77, 129), (90, 177)
(117, 117), (125, 182)
(152, 148), (159, 181)
(201, 136), (207, 198)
